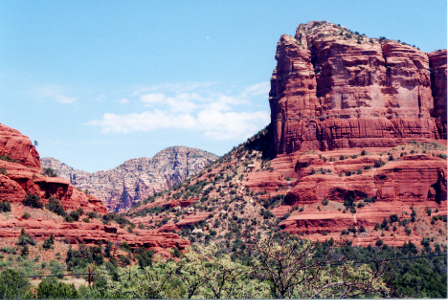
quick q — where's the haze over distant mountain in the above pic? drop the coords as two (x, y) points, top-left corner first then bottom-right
(41, 146), (218, 212)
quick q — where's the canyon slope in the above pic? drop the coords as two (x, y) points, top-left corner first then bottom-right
(0, 122), (189, 257)
(127, 21), (447, 251)
(41, 147), (218, 212)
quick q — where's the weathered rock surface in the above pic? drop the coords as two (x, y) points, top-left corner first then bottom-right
(0, 123), (106, 214)
(0, 124), (40, 168)
(270, 21), (447, 155)
(267, 147), (447, 247)
(0, 122), (190, 254)
(429, 49), (447, 138)
(0, 215), (189, 255)
(41, 147), (218, 212)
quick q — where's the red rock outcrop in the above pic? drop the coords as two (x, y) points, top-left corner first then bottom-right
(0, 124), (40, 168)
(41, 147), (218, 212)
(265, 147), (447, 247)
(270, 21), (447, 155)
(284, 154), (446, 206)
(0, 122), (107, 214)
(0, 217), (189, 255)
(429, 49), (447, 138)
(0, 122), (190, 254)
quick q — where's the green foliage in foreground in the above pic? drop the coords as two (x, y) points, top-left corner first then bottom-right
(37, 277), (78, 299)
(0, 239), (446, 299)
(0, 268), (31, 299)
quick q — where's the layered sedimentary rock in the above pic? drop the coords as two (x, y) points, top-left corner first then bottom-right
(270, 21), (447, 155)
(0, 124), (40, 168)
(0, 218), (189, 255)
(0, 122), (190, 254)
(429, 49), (448, 138)
(41, 147), (218, 212)
(0, 123), (106, 213)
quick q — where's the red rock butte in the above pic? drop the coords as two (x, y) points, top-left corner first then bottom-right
(269, 21), (447, 155)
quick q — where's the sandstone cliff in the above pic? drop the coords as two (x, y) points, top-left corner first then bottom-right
(41, 147), (218, 212)
(269, 21), (447, 155)
(0, 123), (106, 213)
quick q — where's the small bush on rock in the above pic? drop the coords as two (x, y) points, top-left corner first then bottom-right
(22, 193), (43, 209)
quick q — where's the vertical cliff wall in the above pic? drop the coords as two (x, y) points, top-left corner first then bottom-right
(270, 21), (447, 155)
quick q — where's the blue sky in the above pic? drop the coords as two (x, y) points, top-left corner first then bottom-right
(0, 0), (446, 172)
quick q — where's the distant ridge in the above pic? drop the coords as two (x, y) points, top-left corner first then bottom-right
(41, 146), (218, 212)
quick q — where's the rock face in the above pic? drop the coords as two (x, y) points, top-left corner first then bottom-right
(429, 49), (448, 138)
(0, 123), (107, 214)
(269, 21), (447, 155)
(0, 122), (190, 255)
(0, 217), (189, 256)
(41, 147), (218, 212)
(0, 124), (40, 168)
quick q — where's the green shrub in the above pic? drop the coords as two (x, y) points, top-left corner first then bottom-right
(118, 254), (131, 266)
(0, 269), (30, 299)
(0, 167), (7, 175)
(405, 227), (412, 236)
(0, 201), (11, 213)
(49, 260), (65, 279)
(43, 234), (55, 250)
(66, 245), (103, 272)
(86, 211), (98, 219)
(22, 193), (43, 209)
(46, 197), (67, 217)
(171, 248), (182, 258)
(137, 248), (155, 269)
(21, 212), (31, 219)
(64, 215), (74, 222)
(374, 160), (383, 168)
(69, 208), (84, 221)
(322, 198), (328, 206)
(17, 228), (35, 246)
(37, 277), (78, 299)
(42, 168), (58, 177)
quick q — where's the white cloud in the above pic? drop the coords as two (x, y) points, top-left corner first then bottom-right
(131, 82), (216, 96)
(88, 82), (271, 140)
(87, 110), (197, 133)
(55, 95), (78, 104)
(140, 93), (197, 113)
(240, 82), (270, 97)
(93, 94), (106, 102)
(197, 110), (270, 140)
(33, 85), (79, 104)
(87, 109), (269, 139)
(118, 98), (129, 104)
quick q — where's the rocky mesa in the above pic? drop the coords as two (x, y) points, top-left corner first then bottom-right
(41, 147), (218, 212)
(269, 21), (447, 155)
